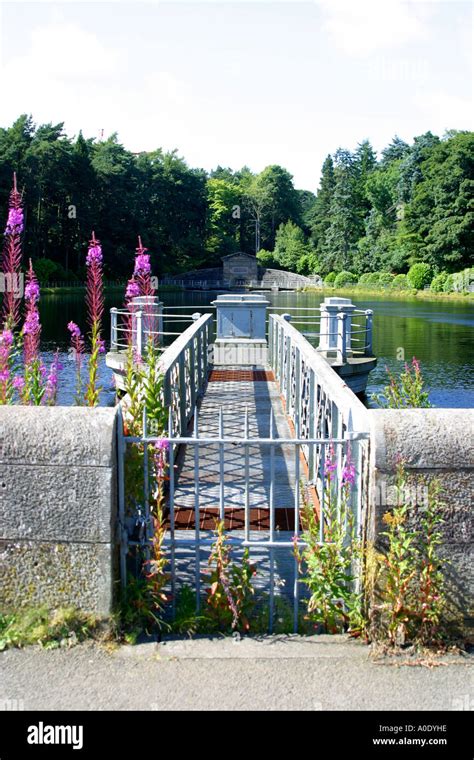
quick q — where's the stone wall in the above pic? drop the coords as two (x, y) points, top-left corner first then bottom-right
(0, 407), (119, 617)
(368, 409), (474, 634)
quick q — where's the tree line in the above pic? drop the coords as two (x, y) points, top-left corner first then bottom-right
(0, 115), (472, 282)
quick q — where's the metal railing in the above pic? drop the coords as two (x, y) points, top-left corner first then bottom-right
(110, 305), (213, 354)
(268, 313), (371, 522)
(160, 313), (213, 439)
(118, 402), (369, 633)
(110, 302), (373, 363)
(267, 307), (373, 362)
(116, 312), (371, 632)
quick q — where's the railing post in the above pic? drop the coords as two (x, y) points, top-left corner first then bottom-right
(163, 368), (172, 434)
(294, 346), (301, 421)
(178, 352), (187, 435)
(336, 312), (347, 364)
(308, 368), (316, 481)
(268, 315), (273, 365)
(204, 321), (210, 378)
(285, 335), (291, 411)
(190, 335), (196, 411)
(136, 310), (143, 358)
(111, 308), (118, 351)
(364, 309), (373, 356)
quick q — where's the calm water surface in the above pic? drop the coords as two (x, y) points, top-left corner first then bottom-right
(39, 290), (474, 408)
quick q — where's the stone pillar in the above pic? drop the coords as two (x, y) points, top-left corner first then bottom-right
(131, 296), (163, 353)
(211, 293), (269, 365)
(319, 297), (355, 355)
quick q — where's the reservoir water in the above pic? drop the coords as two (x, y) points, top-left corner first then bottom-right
(38, 290), (474, 408)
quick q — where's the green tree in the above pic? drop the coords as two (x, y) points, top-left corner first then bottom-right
(205, 178), (240, 260)
(273, 221), (314, 272)
(324, 149), (362, 271)
(307, 154), (335, 264)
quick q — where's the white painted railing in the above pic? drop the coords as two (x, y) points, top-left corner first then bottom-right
(161, 312), (213, 438)
(268, 313), (371, 525)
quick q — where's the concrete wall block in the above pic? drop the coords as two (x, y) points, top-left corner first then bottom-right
(0, 407), (118, 467)
(371, 469), (473, 545)
(368, 409), (474, 633)
(370, 409), (474, 471)
(0, 540), (116, 617)
(0, 464), (117, 543)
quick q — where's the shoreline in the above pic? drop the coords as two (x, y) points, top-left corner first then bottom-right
(302, 286), (474, 303)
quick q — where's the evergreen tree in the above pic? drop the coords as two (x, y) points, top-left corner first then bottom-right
(306, 154), (335, 262)
(324, 149), (361, 272)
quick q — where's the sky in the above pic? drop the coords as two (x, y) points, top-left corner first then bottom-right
(0, 0), (472, 191)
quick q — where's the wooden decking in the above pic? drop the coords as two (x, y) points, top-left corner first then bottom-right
(167, 366), (313, 531)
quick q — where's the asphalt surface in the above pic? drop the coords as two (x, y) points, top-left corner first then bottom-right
(0, 635), (472, 711)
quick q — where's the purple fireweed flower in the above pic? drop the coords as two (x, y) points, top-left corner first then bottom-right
(125, 278), (141, 300)
(23, 310), (40, 335)
(0, 329), (14, 348)
(23, 261), (41, 364)
(4, 207), (24, 236)
(67, 321), (82, 338)
(12, 375), (25, 391)
(412, 357), (420, 372)
(324, 444), (337, 478)
(0, 369), (10, 383)
(134, 253), (151, 276)
(25, 279), (40, 303)
(44, 351), (62, 405)
(86, 244), (103, 266)
(97, 337), (106, 354)
(342, 450), (356, 487)
(154, 438), (169, 479)
(85, 232), (104, 328)
(1, 174), (24, 328)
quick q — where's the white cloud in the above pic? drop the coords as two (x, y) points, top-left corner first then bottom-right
(319, 0), (432, 56)
(2, 21), (120, 81)
(414, 90), (474, 132)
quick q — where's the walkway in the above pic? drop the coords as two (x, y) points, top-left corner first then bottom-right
(169, 367), (311, 531)
(2, 638), (471, 711)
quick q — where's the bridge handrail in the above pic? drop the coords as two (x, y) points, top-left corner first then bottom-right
(268, 313), (371, 531)
(161, 312), (213, 438)
(269, 313), (370, 434)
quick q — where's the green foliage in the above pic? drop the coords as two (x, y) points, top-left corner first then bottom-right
(256, 248), (279, 268)
(324, 271), (337, 285)
(407, 263), (433, 289)
(358, 272), (380, 287)
(378, 272), (395, 287)
(273, 220), (313, 272)
(205, 178), (239, 260)
(443, 274), (455, 292)
(33, 257), (59, 283)
(295, 448), (363, 635)
(374, 462), (447, 646)
(430, 271), (448, 292)
(0, 118), (470, 278)
(205, 520), (257, 632)
(372, 357), (431, 408)
(0, 607), (99, 650)
(391, 273), (409, 290)
(334, 270), (357, 288)
(171, 586), (207, 636)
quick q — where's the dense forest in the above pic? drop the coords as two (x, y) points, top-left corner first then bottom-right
(0, 115), (472, 282)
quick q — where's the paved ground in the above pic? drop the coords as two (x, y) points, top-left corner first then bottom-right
(1, 636), (472, 711)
